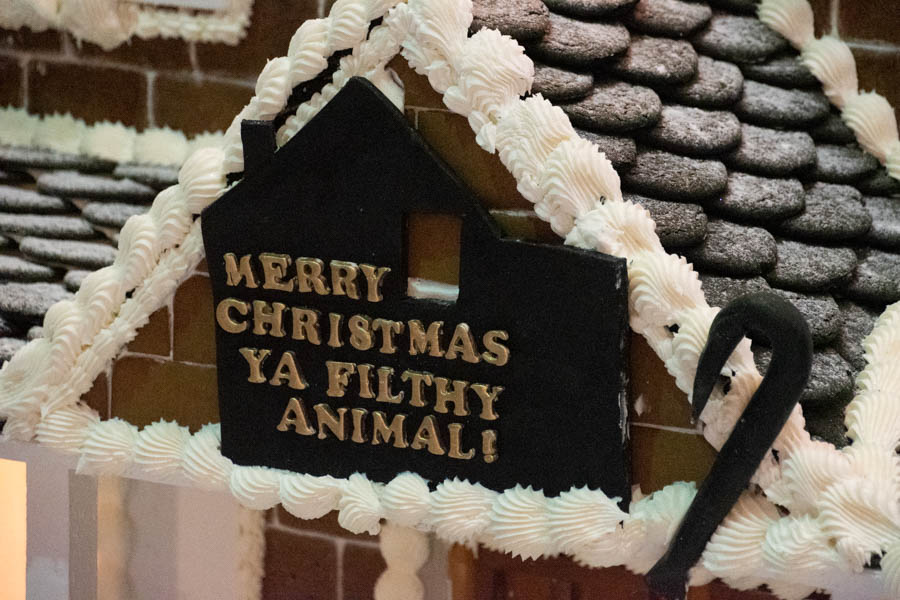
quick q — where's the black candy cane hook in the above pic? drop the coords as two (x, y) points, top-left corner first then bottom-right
(645, 291), (813, 599)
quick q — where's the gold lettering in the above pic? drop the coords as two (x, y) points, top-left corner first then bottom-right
(269, 351), (307, 390)
(376, 367), (404, 404)
(357, 364), (375, 399)
(410, 416), (445, 456)
(372, 411), (408, 448)
(401, 370), (433, 408)
(445, 323), (480, 363)
(408, 320), (444, 357)
(482, 430), (498, 463)
(448, 423), (475, 460)
(223, 253), (258, 288)
(471, 383), (502, 421)
(216, 298), (250, 334)
(433, 377), (470, 416)
(348, 315), (373, 351)
(372, 318), (404, 354)
(252, 300), (286, 337)
(259, 253), (295, 291)
(314, 404), (347, 440)
(290, 308), (321, 345)
(359, 264), (390, 302)
(239, 347), (271, 384)
(350, 408), (368, 443)
(327, 313), (343, 348)
(330, 260), (360, 300)
(326, 361), (356, 397)
(482, 330), (510, 367)
(296, 257), (330, 295)
(276, 397), (315, 435)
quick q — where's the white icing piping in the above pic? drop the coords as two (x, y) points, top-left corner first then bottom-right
(0, 0), (253, 50)
(2, 0), (899, 597)
(0, 107), (223, 167)
(758, 0), (900, 181)
(374, 523), (430, 600)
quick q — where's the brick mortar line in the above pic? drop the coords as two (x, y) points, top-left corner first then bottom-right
(845, 40), (900, 53)
(266, 520), (380, 549)
(0, 46), (256, 88)
(630, 421), (702, 436)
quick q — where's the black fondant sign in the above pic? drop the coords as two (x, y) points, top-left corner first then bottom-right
(201, 78), (630, 498)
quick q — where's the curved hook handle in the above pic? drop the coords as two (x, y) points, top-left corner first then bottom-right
(645, 291), (813, 599)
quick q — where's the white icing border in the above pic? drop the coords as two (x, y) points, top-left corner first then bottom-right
(1, 1), (899, 598)
(0, 107), (223, 166)
(0, 0), (253, 49)
(759, 0), (900, 181)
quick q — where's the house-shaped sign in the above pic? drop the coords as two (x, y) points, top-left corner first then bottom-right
(201, 78), (630, 498)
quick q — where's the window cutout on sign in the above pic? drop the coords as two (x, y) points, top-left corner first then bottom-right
(405, 213), (461, 301)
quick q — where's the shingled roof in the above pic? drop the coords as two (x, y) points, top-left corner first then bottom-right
(0, 146), (178, 362)
(471, 0), (900, 446)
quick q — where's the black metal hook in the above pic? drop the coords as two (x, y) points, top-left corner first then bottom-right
(645, 291), (813, 599)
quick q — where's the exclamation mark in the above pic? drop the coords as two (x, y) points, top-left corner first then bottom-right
(482, 430), (498, 463)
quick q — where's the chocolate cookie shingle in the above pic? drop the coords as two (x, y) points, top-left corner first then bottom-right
(19, 237), (117, 270)
(777, 183), (871, 243)
(624, 150), (727, 201)
(845, 250), (900, 304)
(63, 269), (91, 292)
(576, 129), (637, 168)
(856, 168), (900, 196)
(532, 63), (593, 101)
(543, 0), (636, 18)
(0, 256), (56, 282)
(0, 337), (26, 362)
(772, 289), (841, 346)
(835, 301), (878, 370)
(692, 14), (788, 64)
(698, 273), (771, 307)
(0, 186), (69, 214)
(471, 0), (550, 40)
(112, 163), (180, 191)
(625, 0), (711, 37)
(863, 196), (900, 249)
(610, 36), (699, 86)
(734, 80), (830, 129)
(641, 104), (741, 156)
(683, 219), (776, 276)
(707, 0), (759, 14)
(664, 56), (744, 109)
(804, 403), (849, 447)
(561, 80), (661, 133)
(624, 193), (707, 247)
(754, 347), (855, 409)
(0, 213), (97, 240)
(82, 202), (148, 228)
(529, 13), (630, 67)
(814, 145), (879, 184)
(740, 54), (819, 88)
(0, 146), (114, 173)
(726, 124), (816, 177)
(0, 282), (73, 320)
(37, 171), (157, 202)
(810, 113), (857, 145)
(766, 239), (857, 293)
(708, 172), (804, 222)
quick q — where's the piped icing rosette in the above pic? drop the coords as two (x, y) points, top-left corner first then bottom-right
(338, 473), (384, 535)
(34, 402), (101, 453)
(381, 472), (432, 527)
(182, 423), (234, 491)
(230, 465), (283, 511)
(279, 473), (344, 520)
(484, 485), (553, 560)
(703, 493), (779, 591)
(77, 417), (140, 476)
(428, 477), (496, 547)
(547, 486), (627, 557)
(133, 127), (189, 166)
(81, 121), (136, 163)
(33, 113), (86, 155)
(623, 482), (696, 574)
(134, 420), (192, 482)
